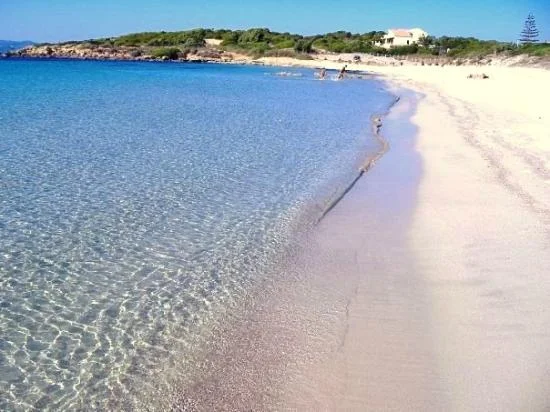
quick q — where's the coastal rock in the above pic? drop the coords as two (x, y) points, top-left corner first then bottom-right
(16, 43), (235, 64)
(194, 49), (222, 59)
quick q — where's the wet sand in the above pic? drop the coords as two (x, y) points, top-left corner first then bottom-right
(174, 90), (443, 410)
(174, 67), (550, 410)
(278, 90), (449, 410)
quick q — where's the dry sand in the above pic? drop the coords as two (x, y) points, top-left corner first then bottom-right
(338, 66), (547, 410)
(393, 66), (550, 411)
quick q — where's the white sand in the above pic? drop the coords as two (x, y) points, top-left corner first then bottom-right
(399, 66), (550, 410)
(175, 60), (550, 410)
(269, 59), (550, 410)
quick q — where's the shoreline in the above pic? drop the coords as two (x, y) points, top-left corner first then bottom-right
(6, 51), (550, 72)
(277, 88), (434, 410)
(5, 45), (550, 70)
(161, 86), (424, 411)
(165, 57), (550, 409)
(4, 57), (549, 409)
(319, 95), (400, 221)
(295, 60), (550, 409)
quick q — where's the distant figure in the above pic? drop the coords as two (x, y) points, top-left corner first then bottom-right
(318, 68), (326, 80)
(467, 73), (489, 79)
(337, 65), (347, 80)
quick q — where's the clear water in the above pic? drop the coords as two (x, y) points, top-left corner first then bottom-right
(0, 59), (394, 410)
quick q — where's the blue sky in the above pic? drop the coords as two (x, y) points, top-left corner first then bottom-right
(1, 0), (549, 42)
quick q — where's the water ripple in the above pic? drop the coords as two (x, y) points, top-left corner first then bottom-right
(0, 59), (393, 410)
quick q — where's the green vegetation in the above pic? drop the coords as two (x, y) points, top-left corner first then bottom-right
(515, 43), (550, 57)
(519, 13), (539, 44)
(112, 29), (212, 47)
(311, 31), (385, 53)
(151, 47), (181, 60)
(220, 28), (300, 56)
(427, 37), (509, 57)
(31, 27), (550, 61)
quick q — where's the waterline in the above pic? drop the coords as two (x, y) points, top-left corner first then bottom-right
(0, 59), (395, 410)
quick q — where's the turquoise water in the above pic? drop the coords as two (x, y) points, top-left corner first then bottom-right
(0, 59), (393, 409)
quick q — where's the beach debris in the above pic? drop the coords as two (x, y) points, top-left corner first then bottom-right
(467, 73), (489, 79)
(373, 116), (383, 132)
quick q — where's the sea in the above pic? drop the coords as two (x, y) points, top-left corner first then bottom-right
(0, 59), (395, 410)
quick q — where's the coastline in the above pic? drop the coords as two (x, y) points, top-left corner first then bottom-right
(167, 87), (429, 411)
(4, 57), (549, 409)
(279, 59), (550, 409)
(166, 58), (550, 409)
(319, 95), (400, 221)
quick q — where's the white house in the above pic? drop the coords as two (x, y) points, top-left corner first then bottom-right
(375, 28), (428, 49)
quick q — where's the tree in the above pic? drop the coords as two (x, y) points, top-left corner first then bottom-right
(239, 28), (269, 44)
(418, 35), (435, 47)
(519, 13), (539, 44)
(294, 39), (313, 53)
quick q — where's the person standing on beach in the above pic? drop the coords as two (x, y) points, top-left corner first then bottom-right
(337, 65), (347, 80)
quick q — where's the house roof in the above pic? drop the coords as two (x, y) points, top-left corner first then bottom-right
(389, 29), (413, 38)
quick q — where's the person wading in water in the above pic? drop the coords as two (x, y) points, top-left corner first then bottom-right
(337, 65), (347, 80)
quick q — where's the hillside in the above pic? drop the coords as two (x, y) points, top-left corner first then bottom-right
(7, 28), (550, 65)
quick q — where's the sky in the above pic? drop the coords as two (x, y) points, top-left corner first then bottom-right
(1, 0), (549, 43)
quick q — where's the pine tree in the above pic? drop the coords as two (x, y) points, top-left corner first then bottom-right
(519, 13), (539, 44)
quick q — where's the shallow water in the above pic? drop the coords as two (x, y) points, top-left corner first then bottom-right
(0, 59), (394, 410)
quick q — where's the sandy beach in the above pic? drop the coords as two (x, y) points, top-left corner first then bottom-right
(274, 61), (550, 409)
(175, 60), (550, 410)
(7, 54), (547, 409)
(400, 68), (550, 411)
(5, 3), (550, 406)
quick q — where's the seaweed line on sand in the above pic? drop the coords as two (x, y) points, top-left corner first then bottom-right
(318, 95), (401, 222)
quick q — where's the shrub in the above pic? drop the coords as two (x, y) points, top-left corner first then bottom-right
(152, 47), (181, 60)
(387, 45), (419, 56)
(248, 43), (269, 57)
(518, 43), (550, 57)
(239, 28), (270, 44)
(294, 39), (313, 53)
(273, 39), (296, 49)
(183, 37), (205, 48)
(221, 31), (240, 46)
(370, 47), (389, 55)
(263, 49), (297, 57)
